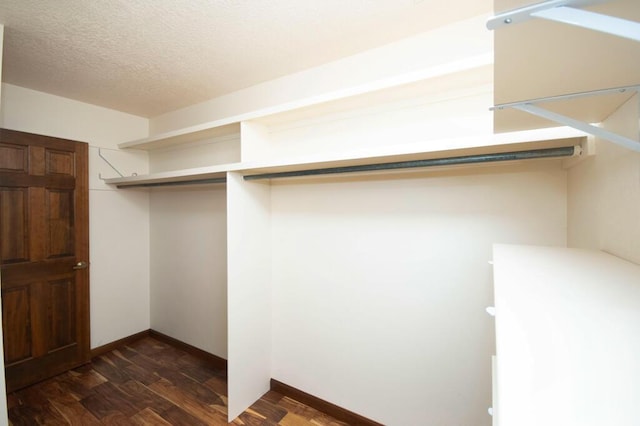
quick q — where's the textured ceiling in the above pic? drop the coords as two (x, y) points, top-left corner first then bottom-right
(0, 0), (491, 117)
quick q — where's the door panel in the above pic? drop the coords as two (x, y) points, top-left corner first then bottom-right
(46, 189), (74, 258)
(45, 149), (75, 177)
(0, 128), (89, 392)
(0, 188), (29, 263)
(48, 278), (76, 351)
(1, 286), (31, 364)
(0, 143), (28, 172)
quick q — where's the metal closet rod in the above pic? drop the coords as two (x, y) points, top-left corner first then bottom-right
(117, 177), (227, 189)
(243, 146), (578, 181)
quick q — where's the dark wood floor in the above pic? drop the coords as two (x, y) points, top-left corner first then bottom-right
(7, 337), (348, 425)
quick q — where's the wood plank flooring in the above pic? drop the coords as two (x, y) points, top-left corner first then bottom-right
(7, 337), (349, 425)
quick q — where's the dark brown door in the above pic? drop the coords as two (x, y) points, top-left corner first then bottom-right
(0, 128), (90, 392)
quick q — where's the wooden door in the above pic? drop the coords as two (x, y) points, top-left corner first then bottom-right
(0, 128), (90, 392)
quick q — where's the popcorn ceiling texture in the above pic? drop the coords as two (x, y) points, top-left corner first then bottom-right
(0, 0), (490, 117)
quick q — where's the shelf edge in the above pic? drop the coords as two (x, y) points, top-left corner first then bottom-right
(107, 127), (586, 187)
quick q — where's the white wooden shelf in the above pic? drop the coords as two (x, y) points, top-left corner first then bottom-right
(118, 122), (241, 150)
(117, 54), (492, 151)
(239, 127), (586, 178)
(105, 127), (587, 187)
(103, 162), (243, 187)
(493, 244), (640, 426)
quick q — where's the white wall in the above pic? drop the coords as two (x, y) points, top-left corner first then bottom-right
(149, 186), (228, 358)
(149, 134), (241, 173)
(0, 83), (151, 348)
(0, 24), (9, 426)
(568, 95), (640, 264)
(250, 73), (492, 162)
(270, 162), (568, 425)
(0, 84), (148, 149)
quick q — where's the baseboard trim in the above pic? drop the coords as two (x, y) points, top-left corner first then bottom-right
(90, 329), (150, 358)
(90, 329), (227, 372)
(270, 379), (383, 426)
(149, 329), (227, 371)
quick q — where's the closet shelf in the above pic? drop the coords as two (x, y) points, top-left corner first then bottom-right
(103, 163), (244, 188)
(239, 127), (585, 179)
(117, 54), (493, 151)
(106, 127), (587, 188)
(119, 122), (241, 150)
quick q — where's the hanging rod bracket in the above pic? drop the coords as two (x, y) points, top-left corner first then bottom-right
(492, 85), (640, 153)
(487, 0), (640, 43)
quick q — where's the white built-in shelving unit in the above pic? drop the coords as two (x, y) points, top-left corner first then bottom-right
(104, 127), (587, 188)
(104, 59), (589, 189)
(110, 1), (640, 422)
(492, 244), (640, 426)
(103, 56), (593, 422)
(488, 1), (640, 425)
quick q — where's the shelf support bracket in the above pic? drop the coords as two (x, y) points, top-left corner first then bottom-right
(487, 0), (640, 43)
(492, 85), (640, 153)
(98, 148), (125, 181)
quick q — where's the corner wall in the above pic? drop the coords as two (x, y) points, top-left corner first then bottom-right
(149, 186), (228, 358)
(0, 83), (152, 348)
(568, 95), (640, 264)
